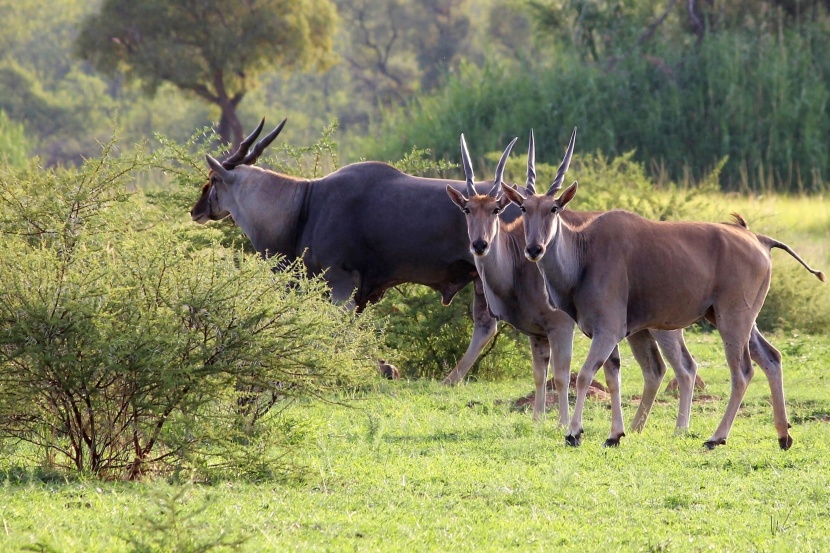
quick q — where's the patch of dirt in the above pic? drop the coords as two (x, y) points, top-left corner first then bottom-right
(629, 392), (720, 404)
(629, 396), (673, 406)
(507, 372), (719, 411)
(509, 373), (609, 411)
(664, 374), (707, 394)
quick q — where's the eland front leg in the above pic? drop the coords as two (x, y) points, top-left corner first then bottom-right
(528, 335), (552, 422)
(546, 313), (576, 426)
(442, 279), (498, 385)
(652, 330), (698, 433)
(567, 333), (624, 447)
(601, 346), (625, 447)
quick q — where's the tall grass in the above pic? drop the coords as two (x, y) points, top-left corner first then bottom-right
(357, 25), (830, 193)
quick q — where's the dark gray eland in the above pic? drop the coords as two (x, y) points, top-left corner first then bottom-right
(191, 117), (515, 384)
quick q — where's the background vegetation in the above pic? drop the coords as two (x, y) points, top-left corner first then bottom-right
(1, 0), (829, 192)
(0, 6), (827, 550)
(0, 136), (382, 480)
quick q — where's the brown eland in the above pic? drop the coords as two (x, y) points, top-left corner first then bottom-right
(446, 131), (698, 432)
(191, 117), (518, 385)
(502, 127), (825, 449)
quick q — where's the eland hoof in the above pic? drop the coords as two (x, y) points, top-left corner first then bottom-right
(703, 438), (727, 450)
(778, 435), (793, 450)
(565, 429), (583, 447)
(603, 433), (625, 448)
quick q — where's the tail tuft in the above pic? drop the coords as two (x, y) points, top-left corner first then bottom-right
(729, 212), (748, 228)
(818, 271), (826, 283)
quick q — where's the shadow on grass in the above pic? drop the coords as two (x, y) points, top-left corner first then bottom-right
(788, 399), (830, 425)
(381, 429), (491, 445)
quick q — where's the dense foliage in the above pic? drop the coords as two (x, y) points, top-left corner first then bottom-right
(362, 23), (830, 192)
(0, 139), (381, 479)
(1, 0), (825, 193)
(0, 110), (29, 168)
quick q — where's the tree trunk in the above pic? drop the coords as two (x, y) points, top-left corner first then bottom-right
(217, 99), (244, 149)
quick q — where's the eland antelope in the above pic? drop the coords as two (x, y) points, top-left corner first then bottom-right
(191, 117), (521, 384)
(446, 132), (699, 432)
(502, 128), (825, 449)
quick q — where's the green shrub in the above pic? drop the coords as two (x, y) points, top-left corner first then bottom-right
(0, 138), (381, 480)
(758, 262), (830, 334)
(374, 285), (529, 381)
(0, 110), (30, 168)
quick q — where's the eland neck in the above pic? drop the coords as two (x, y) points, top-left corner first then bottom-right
(536, 214), (583, 311)
(228, 167), (311, 260)
(474, 221), (523, 298)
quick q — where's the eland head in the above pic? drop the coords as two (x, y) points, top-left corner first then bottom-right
(190, 117), (287, 223)
(501, 127), (577, 261)
(445, 134), (518, 256)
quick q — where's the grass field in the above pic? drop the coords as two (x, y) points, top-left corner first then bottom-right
(1, 329), (829, 552)
(0, 193), (826, 552)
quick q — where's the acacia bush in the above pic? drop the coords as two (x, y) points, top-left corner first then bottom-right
(0, 139), (381, 479)
(374, 284), (528, 380)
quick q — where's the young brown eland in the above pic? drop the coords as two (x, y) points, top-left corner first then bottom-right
(502, 128), (825, 449)
(446, 131), (698, 433)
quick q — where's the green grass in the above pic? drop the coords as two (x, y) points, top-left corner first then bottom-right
(1, 330), (829, 552)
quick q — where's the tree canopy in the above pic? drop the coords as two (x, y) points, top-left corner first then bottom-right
(75, 0), (338, 146)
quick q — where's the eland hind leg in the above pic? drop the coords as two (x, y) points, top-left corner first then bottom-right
(704, 313), (756, 449)
(627, 331), (667, 433)
(749, 326), (792, 449)
(652, 329), (698, 433)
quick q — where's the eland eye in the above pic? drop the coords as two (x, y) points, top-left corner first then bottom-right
(492, 207), (501, 215)
(520, 206), (526, 213)
(551, 206), (559, 213)
(462, 208), (470, 214)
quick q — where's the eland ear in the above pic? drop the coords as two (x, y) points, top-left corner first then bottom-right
(557, 181), (578, 209)
(446, 184), (468, 210)
(206, 154), (234, 183)
(497, 193), (512, 210)
(501, 182), (526, 206)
